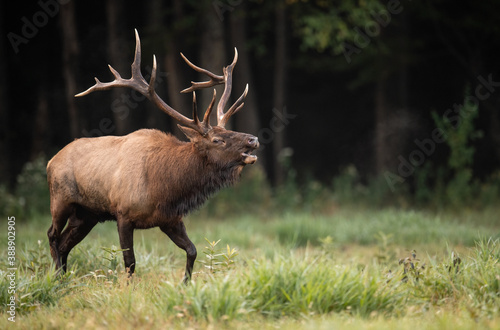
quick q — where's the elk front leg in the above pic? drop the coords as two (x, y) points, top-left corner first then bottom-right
(117, 220), (135, 276)
(160, 219), (197, 283)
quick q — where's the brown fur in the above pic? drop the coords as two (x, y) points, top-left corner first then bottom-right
(47, 127), (258, 281)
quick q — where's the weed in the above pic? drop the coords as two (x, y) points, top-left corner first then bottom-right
(375, 231), (395, 265)
(99, 245), (130, 282)
(20, 240), (52, 274)
(319, 235), (335, 252)
(198, 238), (239, 275)
(398, 250), (424, 283)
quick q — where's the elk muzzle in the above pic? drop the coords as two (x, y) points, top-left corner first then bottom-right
(242, 136), (259, 164)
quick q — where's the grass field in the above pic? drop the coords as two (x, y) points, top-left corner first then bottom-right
(1, 208), (500, 329)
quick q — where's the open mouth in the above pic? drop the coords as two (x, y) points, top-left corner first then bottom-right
(241, 150), (258, 164)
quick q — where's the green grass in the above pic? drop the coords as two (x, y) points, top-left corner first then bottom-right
(1, 208), (500, 329)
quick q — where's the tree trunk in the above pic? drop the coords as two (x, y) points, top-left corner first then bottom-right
(30, 85), (49, 159)
(144, 0), (170, 133)
(272, 1), (287, 186)
(59, 1), (80, 139)
(398, 10), (410, 110)
(199, 0), (226, 125)
(165, 39), (192, 138)
(374, 72), (389, 175)
(107, 0), (130, 135)
(374, 74), (417, 177)
(229, 5), (260, 137)
(163, 0), (191, 138)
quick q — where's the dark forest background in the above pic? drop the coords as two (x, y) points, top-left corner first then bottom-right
(1, 0), (500, 210)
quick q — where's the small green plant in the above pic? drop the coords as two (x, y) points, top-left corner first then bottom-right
(21, 240), (52, 274)
(375, 231), (394, 265)
(199, 238), (238, 274)
(319, 235), (334, 249)
(100, 245), (129, 281)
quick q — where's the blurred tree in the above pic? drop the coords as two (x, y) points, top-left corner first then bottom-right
(59, 1), (81, 139)
(144, 0), (170, 134)
(2, 0), (500, 196)
(30, 83), (49, 159)
(273, 0), (288, 185)
(107, 0), (130, 135)
(417, 0), (500, 169)
(199, 0), (226, 125)
(230, 4), (260, 138)
(161, 0), (192, 138)
(294, 0), (416, 175)
(228, 2), (266, 176)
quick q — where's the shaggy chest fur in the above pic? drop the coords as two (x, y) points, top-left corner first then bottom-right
(155, 160), (243, 219)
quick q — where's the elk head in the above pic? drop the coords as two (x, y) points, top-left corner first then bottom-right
(76, 29), (259, 168)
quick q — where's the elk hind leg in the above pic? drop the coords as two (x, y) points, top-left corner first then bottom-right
(47, 202), (72, 270)
(58, 207), (98, 272)
(160, 219), (197, 283)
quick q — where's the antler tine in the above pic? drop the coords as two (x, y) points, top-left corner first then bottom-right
(75, 29), (148, 98)
(131, 29), (143, 80)
(218, 84), (248, 128)
(75, 29), (207, 135)
(216, 48), (241, 128)
(192, 92), (199, 126)
(177, 47), (245, 128)
(202, 89), (217, 129)
(230, 46), (239, 67)
(180, 53), (225, 94)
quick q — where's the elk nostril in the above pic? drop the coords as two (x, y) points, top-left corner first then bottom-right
(247, 137), (258, 147)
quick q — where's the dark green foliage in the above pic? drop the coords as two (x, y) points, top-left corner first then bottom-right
(430, 95), (484, 207)
(329, 92), (498, 210)
(1, 156), (50, 218)
(0, 185), (23, 216)
(16, 156), (50, 216)
(297, 0), (386, 55)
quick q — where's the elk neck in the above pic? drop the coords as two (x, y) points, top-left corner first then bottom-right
(147, 136), (243, 218)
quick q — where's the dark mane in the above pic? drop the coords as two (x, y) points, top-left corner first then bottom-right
(144, 134), (243, 218)
(158, 156), (243, 218)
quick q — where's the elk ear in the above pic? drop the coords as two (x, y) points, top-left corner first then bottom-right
(177, 124), (202, 141)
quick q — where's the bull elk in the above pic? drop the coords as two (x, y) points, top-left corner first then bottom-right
(47, 30), (259, 282)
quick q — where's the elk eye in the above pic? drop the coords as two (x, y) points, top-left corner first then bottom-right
(212, 138), (224, 144)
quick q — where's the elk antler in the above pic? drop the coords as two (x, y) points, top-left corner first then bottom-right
(180, 48), (248, 128)
(75, 30), (210, 135)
